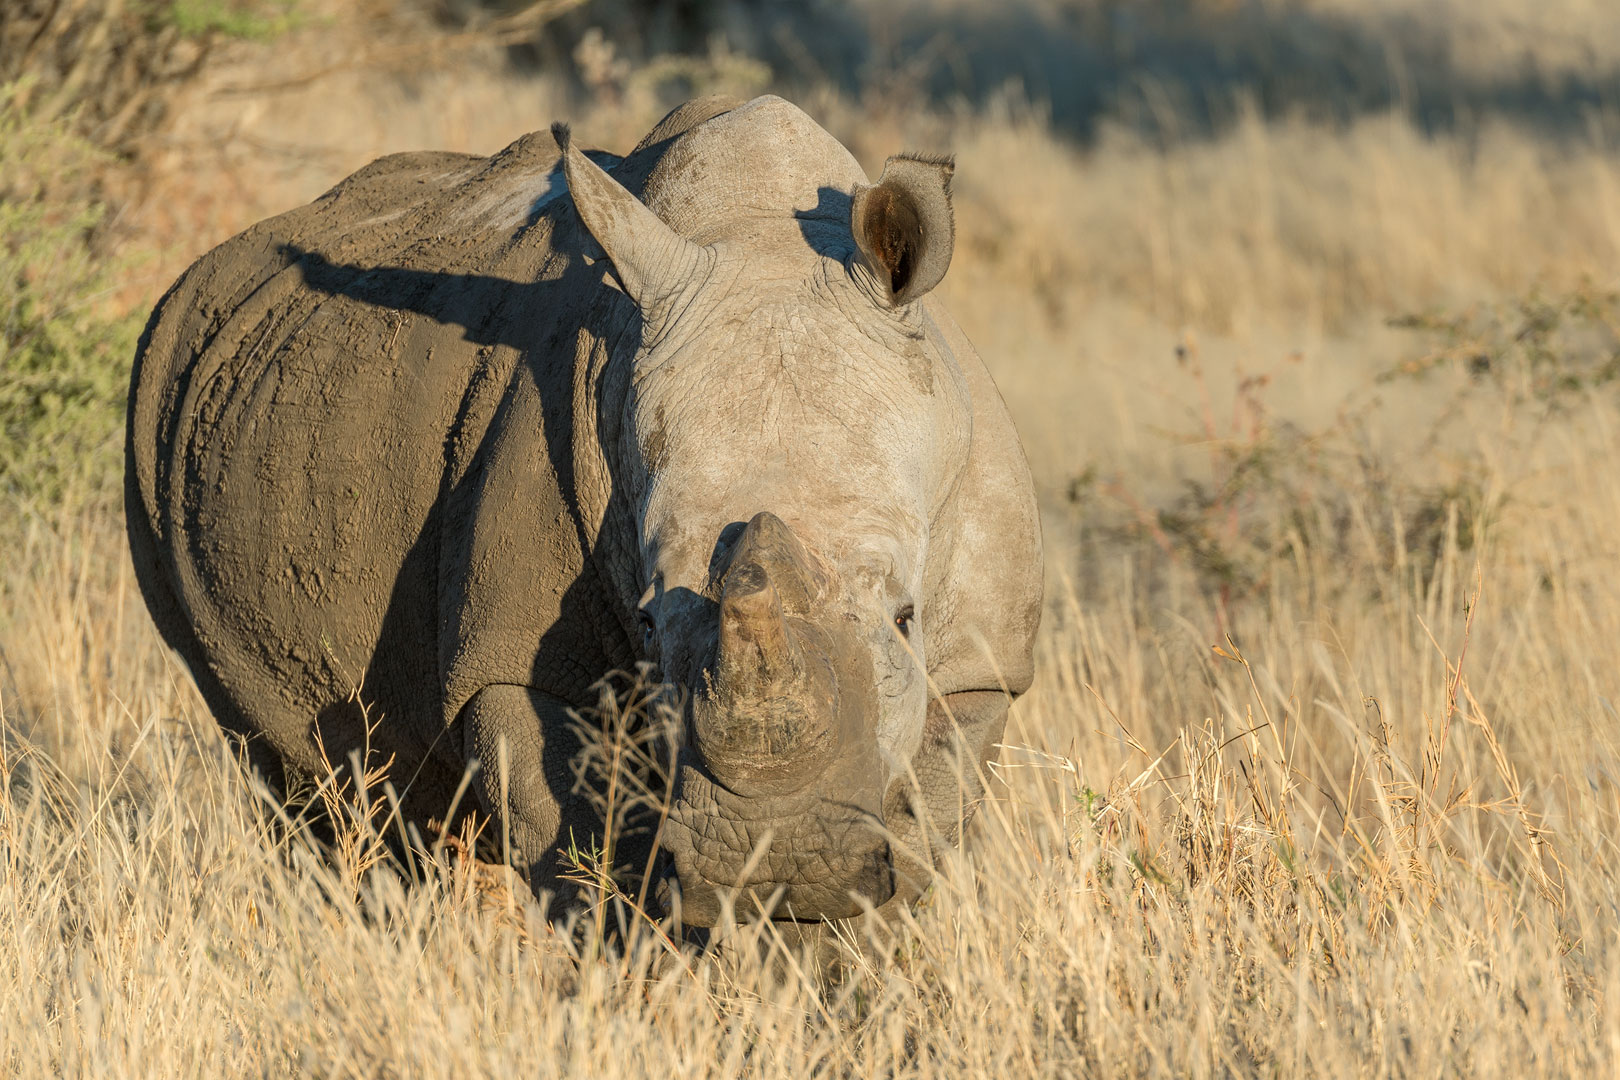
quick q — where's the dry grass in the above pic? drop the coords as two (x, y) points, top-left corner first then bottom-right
(7, 392), (1620, 1075)
(7, 0), (1620, 1074)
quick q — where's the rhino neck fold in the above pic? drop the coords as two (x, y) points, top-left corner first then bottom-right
(568, 299), (652, 658)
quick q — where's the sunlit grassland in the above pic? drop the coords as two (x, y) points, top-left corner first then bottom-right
(6, 386), (1619, 1074)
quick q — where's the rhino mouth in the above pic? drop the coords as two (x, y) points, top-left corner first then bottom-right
(656, 756), (895, 927)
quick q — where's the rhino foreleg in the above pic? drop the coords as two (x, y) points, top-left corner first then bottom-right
(460, 684), (595, 903)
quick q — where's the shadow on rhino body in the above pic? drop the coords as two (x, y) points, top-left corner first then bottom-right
(273, 238), (659, 898)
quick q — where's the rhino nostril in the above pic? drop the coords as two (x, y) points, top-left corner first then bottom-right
(865, 845), (897, 907)
(882, 777), (919, 822)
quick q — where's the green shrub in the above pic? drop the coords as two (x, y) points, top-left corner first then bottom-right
(1383, 285), (1620, 409)
(1067, 286), (1620, 621)
(0, 82), (143, 513)
(156, 0), (303, 41)
(1066, 333), (1506, 621)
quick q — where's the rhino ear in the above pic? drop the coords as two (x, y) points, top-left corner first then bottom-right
(851, 153), (955, 307)
(553, 122), (704, 311)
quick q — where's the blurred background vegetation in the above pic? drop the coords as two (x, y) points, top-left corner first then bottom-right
(5, 0), (1620, 540)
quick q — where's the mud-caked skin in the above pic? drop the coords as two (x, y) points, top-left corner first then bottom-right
(126, 95), (1044, 928)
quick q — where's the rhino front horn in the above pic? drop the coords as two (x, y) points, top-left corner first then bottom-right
(696, 512), (838, 795)
(716, 560), (800, 694)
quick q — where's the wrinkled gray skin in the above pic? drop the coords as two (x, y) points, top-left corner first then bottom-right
(127, 96), (1043, 929)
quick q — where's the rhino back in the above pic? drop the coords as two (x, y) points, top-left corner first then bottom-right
(128, 132), (594, 783)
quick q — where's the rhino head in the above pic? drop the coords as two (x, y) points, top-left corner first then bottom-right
(558, 99), (973, 926)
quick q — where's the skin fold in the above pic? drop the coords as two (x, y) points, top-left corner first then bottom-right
(126, 94), (1043, 929)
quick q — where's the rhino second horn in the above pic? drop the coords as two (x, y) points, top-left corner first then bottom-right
(553, 121), (707, 314)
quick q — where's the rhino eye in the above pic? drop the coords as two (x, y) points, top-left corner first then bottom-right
(637, 609), (656, 645)
(894, 605), (915, 638)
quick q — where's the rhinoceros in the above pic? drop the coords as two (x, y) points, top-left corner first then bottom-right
(126, 94), (1042, 927)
